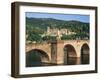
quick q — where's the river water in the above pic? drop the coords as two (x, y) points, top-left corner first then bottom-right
(26, 54), (89, 67)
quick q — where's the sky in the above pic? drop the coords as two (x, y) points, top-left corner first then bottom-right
(26, 12), (90, 23)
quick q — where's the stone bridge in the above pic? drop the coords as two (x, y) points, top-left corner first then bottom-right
(26, 40), (89, 64)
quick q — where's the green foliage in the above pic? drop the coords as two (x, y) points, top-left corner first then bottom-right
(26, 30), (42, 42)
(61, 34), (76, 40)
(42, 36), (57, 41)
(26, 17), (89, 42)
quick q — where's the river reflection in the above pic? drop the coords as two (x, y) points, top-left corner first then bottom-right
(65, 57), (81, 65)
(64, 55), (89, 65)
(26, 55), (89, 67)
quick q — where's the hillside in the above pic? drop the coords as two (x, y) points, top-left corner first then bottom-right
(26, 17), (89, 42)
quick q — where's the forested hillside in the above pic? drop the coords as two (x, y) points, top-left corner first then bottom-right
(26, 17), (89, 42)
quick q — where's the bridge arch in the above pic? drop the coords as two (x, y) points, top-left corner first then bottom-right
(26, 49), (50, 67)
(81, 43), (89, 64)
(63, 44), (77, 65)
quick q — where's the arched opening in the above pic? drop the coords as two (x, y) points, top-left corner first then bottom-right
(81, 43), (89, 64)
(26, 49), (49, 67)
(64, 44), (77, 65)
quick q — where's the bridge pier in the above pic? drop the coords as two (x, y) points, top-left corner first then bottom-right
(76, 48), (81, 57)
(51, 40), (64, 64)
(74, 43), (81, 58)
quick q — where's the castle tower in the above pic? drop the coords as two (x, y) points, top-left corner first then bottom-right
(47, 27), (50, 35)
(57, 29), (61, 40)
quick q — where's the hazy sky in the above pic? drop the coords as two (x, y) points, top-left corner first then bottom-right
(26, 12), (90, 23)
